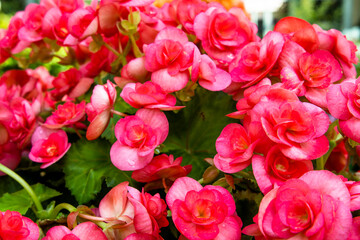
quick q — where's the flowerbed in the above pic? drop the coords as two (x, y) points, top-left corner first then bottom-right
(0, 0), (360, 239)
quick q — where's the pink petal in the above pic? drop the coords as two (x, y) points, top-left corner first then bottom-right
(72, 222), (108, 240)
(166, 177), (203, 209)
(136, 109), (169, 143)
(110, 142), (153, 171)
(155, 27), (188, 45)
(339, 117), (360, 143)
(86, 109), (111, 141)
(214, 216), (242, 240)
(151, 69), (189, 93)
(252, 155), (273, 194)
(44, 226), (72, 240)
(69, 77), (93, 99)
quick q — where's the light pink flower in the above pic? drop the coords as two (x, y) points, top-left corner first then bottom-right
(252, 145), (313, 194)
(191, 54), (231, 91)
(44, 101), (86, 129)
(0, 210), (39, 240)
(17, 4), (47, 43)
(120, 82), (184, 110)
(327, 77), (360, 143)
(194, 5), (258, 65)
(115, 57), (150, 88)
(144, 27), (196, 92)
(166, 177), (243, 240)
(214, 123), (259, 173)
(229, 31), (284, 88)
(29, 126), (71, 168)
(43, 222), (107, 240)
(131, 154), (192, 191)
(86, 80), (117, 140)
(247, 170), (352, 240)
(110, 109), (169, 171)
(246, 88), (330, 160)
(0, 142), (21, 176)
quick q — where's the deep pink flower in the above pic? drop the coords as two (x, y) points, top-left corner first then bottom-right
(86, 80), (117, 140)
(229, 31), (284, 88)
(110, 109), (169, 171)
(120, 82), (184, 110)
(144, 27), (196, 92)
(327, 77), (360, 143)
(280, 49), (342, 108)
(274, 16), (319, 53)
(214, 123), (259, 173)
(43, 222), (107, 240)
(101, 0), (154, 7)
(0, 210), (39, 240)
(67, 5), (98, 43)
(42, 8), (71, 45)
(29, 126), (71, 168)
(247, 170), (352, 240)
(131, 154), (192, 191)
(193, 5), (258, 65)
(0, 102), (13, 145)
(314, 25), (358, 78)
(246, 88), (330, 160)
(17, 4), (47, 43)
(0, 143), (21, 176)
(51, 68), (93, 100)
(127, 187), (168, 237)
(166, 177), (243, 240)
(174, 0), (208, 34)
(348, 217), (360, 240)
(252, 145), (313, 194)
(40, 0), (84, 13)
(44, 101), (86, 129)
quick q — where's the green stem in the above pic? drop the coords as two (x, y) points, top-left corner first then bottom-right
(0, 163), (43, 212)
(316, 156), (325, 170)
(103, 42), (122, 58)
(50, 203), (77, 219)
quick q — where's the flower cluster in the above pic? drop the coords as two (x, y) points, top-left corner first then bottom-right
(0, 0), (360, 239)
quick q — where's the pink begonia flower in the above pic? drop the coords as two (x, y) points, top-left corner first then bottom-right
(174, 0), (208, 34)
(252, 145), (313, 194)
(43, 222), (107, 240)
(214, 123), (259, 173)
(17, 3), (47, 43)
(29, 126), (71, 168)
(274, 16), (319, 53)
(348, 217), (360, 240)
(8, 98), (37, 149)
(120, 82), (184, 110)
(246, 88), (329, 160)
(44, 101), (86, 129)
(50, 68), (93, 101)
(244, 170), (352, 240)
(124, 233), (157, 240)
(144, 27), (196, 92)
(98, 182), (136, 239)
(101, 0), (154, 7)
(166, 177), (243, 240)
(110, 109), (169, 171)
(0, 142), (21, 176)
(0, 210), (39, 240)
(327, 77), (360, 143)
(97, 2), (129, 37)
(227, 78), (272, 119)
(40, 0), (84, 13)
(344, 180), (360, 211)
(314, 24), (358, 78)
(131, 154), (192, 191)
(42, 8), (71, 45)
(86, 80), (117, 140)
(115, 57), (150, 88)
(127, 187), (168, 237)
(229, 31), (285, 88)
(280, 49), (342, 108)
(191, 53), (231, 91)
(0, 102), (13, 145)
(193, 5), (258, 65)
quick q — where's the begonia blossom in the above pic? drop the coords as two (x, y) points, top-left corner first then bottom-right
(44, 101), (86, 129)
(166, 177), (243, 240)
(0, 210), (39, 240)
(43, 222), (107, 240)
(0, 142), (21, 176)
(29, 126), (71, 168)
(110, 109), (169, 171)
(244, 170), (352, 240)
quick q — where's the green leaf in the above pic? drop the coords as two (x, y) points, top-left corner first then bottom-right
(0, 183), (61, 215)
(63, 139), (135, 204)
(163, 88), (237, 179)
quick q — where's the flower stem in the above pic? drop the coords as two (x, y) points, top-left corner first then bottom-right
(50, 203), (77, 219)
(111, 109), (128, 117)
(0, 163), (43, 212)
